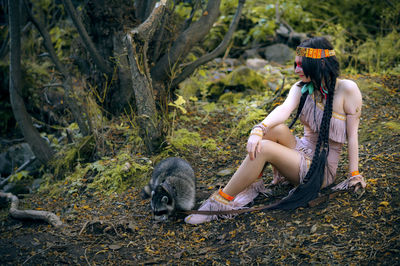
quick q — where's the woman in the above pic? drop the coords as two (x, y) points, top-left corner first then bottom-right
(185, 37), (366, 225)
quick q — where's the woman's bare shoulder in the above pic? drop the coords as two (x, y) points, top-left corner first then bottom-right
(338, 79), (362, 115)
(338, 79), (361, 96)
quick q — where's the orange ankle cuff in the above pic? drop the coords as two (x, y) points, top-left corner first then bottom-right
(219, 189), (234, 201)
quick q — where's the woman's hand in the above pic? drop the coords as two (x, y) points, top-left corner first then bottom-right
(332, 174), (366, 192)
(247, 134), (262, 160)
(348, 174), (366, 192)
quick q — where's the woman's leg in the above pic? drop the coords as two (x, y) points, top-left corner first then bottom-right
(223, 124), (300, 197)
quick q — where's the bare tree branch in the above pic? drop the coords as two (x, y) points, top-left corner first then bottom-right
(172, 0), (246, 87)
(151, 0), (222, 84)
(23, 0), (90, 136)
(131, 0), (167, 41)
(61, 0), (112, 75)
(134, 0), (158, 22)
(0, 192), (63, 227)
(125, 35), (161, 153)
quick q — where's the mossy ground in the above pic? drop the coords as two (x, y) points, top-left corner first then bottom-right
(0, 74), (399, 265)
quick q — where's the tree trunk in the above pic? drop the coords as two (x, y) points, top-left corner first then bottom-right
(134, 0), (158, 23)
(81, 0), (136, 114)
(124, 1), (167, 153)
(125, 36), (162, 153)
(111, 31), (135, 114)
(8, 0), (53, 164)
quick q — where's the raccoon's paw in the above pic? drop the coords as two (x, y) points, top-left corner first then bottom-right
(140, 185), (152, 199)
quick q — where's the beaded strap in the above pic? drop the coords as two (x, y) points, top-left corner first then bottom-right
(251, 123), (268, 136)
(296, 47), (336, 59)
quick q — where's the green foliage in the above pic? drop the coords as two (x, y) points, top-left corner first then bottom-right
(354, 31), (400, 73)
(384, 121), (400, 134)
(231, 106), (267, 137)
(166, 128), (218, 153)
(50, 135), (95, 179)
(217, 0), (400, 73)
(42, 152), (151, 196)
(9, 171), (33, 184)
(218, 92), (244, 104)
(86, 152), (150, 195)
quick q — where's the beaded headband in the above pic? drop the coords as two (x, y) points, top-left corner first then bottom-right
(296, 47), (335, 59)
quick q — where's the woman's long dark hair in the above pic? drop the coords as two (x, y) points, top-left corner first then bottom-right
(270, 37), (340, 210)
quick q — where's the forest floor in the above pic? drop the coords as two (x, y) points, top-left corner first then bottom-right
(0, 74), (399, 265)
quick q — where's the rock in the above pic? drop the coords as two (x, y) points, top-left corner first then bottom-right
(213, 58), (240, 68)
(264, 43), (294, 64)
(0, 143), (40, 176)
(246, 58), (269, 71)
(3, 183), (30, 195)
(224, 66), (265, 91)
(242, 48), (261, 59)
(258, 65), (284, 91)
(310, 224), (318, 234)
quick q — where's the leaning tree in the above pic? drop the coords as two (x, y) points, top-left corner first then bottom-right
(11, 0), (245, 158)
(64, 0), (245, 153)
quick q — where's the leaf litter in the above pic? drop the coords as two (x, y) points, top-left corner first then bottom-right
(0, 74), (399, 264)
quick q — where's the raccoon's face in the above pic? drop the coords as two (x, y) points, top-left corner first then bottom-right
(150, 185), (175, 222)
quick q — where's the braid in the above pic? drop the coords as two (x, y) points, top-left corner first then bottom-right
(304, 79), (335, 182)
(264, 36), (341, 210)
(268, 79), (336, 211)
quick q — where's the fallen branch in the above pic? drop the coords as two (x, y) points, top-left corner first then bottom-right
(0, 192), (63, 228)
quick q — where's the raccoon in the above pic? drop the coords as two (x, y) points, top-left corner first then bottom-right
(142, 157), (196, 221)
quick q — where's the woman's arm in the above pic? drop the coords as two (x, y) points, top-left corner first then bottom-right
(343, 80), (362, 173)
(343, 80), (365, 190)
(260, 82), (303, 128)
(246, 82), (302, 160)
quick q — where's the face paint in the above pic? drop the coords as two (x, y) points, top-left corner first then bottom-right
(294, 60), (302, 71)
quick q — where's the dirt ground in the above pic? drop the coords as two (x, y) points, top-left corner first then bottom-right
(1, 74), (399, 265)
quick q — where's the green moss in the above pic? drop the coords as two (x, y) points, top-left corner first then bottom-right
(87, 152), (151, 195)
(168, 129), (202, 151)
(166, 128), (219, 153)
(224, 66), (265, 92)
(218, 92), (244, 104)
(231, 107), (268, 137)
(202, 138), (217, 151)
(43, 152), (151, 196)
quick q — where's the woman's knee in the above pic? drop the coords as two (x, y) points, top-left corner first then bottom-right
(269, 124), (290, 135)
(264, 124), (291, 142)
(259, 140), (275, 159)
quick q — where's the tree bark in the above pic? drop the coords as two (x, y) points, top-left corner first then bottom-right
(61, 0), (112, 75)
(134, 0), (158, 22)
(8, 0), (53, 164)
(124, 0), (167, 153)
